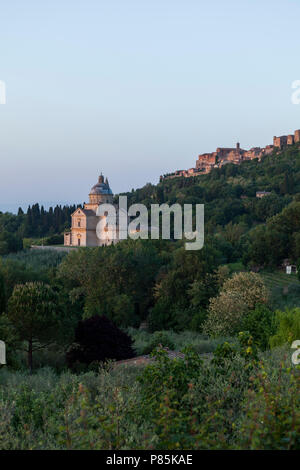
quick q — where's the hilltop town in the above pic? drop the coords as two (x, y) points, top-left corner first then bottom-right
(160, 128), (300, 181)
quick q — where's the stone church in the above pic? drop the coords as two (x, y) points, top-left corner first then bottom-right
(64, 174), (120, 247)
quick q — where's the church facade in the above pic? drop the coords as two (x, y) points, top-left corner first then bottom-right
(64, 174), (120, 247)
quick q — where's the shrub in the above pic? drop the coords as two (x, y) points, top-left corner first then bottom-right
(136, 337), (259, 450)
(237, 364), (300, 450)
(147, 299), (175, 332)
(141, 331), (175, 355)
(0, 366), (144, 450)
(0, 345), (297, 449)
(203, 291), (248, 337)
(270, 308), (300, 348)
(203, 272), (269, 337)
(241, 304), (276, 350)
(66, 315), (135, 369)
(128, 328), (230, 356)
(44, 234), (64, 245)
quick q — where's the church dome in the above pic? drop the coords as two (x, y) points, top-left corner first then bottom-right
(89, 174), (113, 195)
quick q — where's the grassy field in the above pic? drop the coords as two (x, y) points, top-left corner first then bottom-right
(260, 270), (300, 310)
(261, 270), (298, 289)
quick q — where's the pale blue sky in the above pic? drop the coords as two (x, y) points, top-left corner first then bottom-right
(0, 0), (300, 212)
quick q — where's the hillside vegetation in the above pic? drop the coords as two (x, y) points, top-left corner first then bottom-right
(0, 142), (300, 450)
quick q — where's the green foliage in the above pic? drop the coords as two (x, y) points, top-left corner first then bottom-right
(147, 244), (222, 332)
(0, 250), (67, 303)
(3, 249), (67, 271)
(122, 143), (300, 268)
(0, 344), (298, 450)
(83, 293), (137, 327)
(134, 335), (260, 449)
(0, 272), (6, 314)
(0, 204), (76, 252)
(7, 282), (61, 371)
(59, 239), (221, 330)
(138, 347), (202, 407)
(270, 308), (300, 348)
(24, 234), (64, 247)
(212, 332), (259, 371)
(0, 143), (300, 448)
(241, 304), (276, 350)
(2, 142), (300, 270)
(238, 363), (300, 449)
(0, 366), (144, 450)
(137, 347), (209, 449)
(141, 331), (175, 355)
(147, 299), (176, 332)
(0, 230), (22, 255)
(59, 239), (164, 326)
(128, 328), (228, 356)
(203, 272), (269, 337)
(246, 201), (300, 266)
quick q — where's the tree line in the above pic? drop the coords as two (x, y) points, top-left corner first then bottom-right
(0, 204), (77, 254)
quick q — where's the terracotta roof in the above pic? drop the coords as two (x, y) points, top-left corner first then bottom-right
(81, 209), (96, 216)
(71, 207), (96, 217)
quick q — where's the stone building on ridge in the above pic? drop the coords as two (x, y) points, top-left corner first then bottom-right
(161, 128), (300, 181)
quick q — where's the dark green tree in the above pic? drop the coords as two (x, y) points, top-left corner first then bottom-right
(0, 272), (5, 314)
(7, 282), (61, 372)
